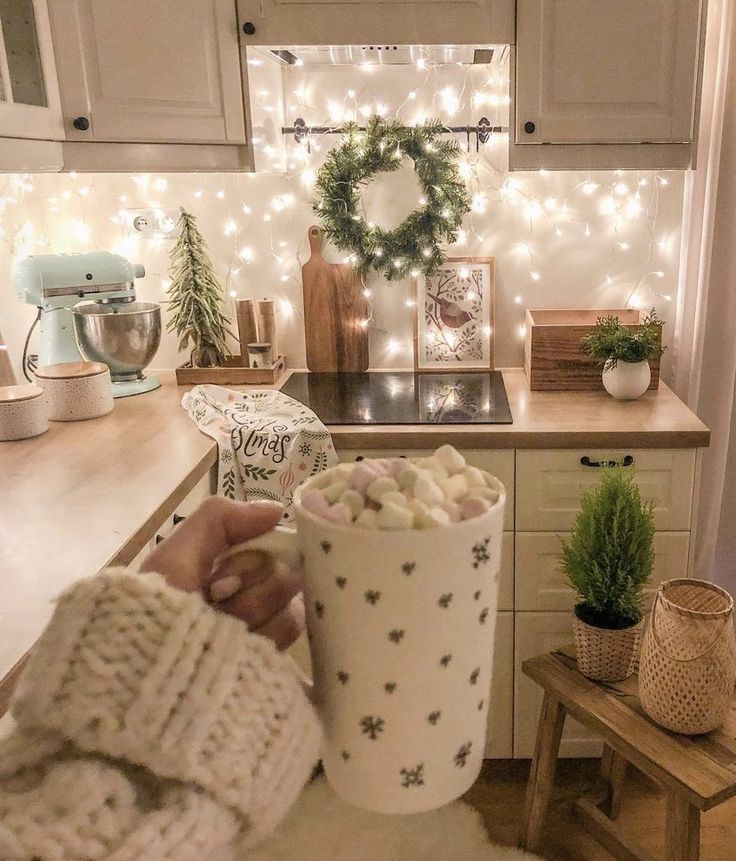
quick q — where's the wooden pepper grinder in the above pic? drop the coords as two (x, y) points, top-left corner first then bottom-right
(301, 225), (369, 372)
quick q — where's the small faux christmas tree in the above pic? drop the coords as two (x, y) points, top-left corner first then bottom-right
(167, 208), (231, 367)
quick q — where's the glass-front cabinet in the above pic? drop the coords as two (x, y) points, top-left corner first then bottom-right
(0, 0), (62, 140)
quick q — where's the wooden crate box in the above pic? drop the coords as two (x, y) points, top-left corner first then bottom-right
(524, 309), (661, 392)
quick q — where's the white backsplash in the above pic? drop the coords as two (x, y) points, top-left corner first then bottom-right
(0, 55), (684, 378)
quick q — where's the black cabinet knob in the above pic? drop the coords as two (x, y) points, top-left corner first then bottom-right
(173, 513), (186, 526)
(523, 120), (536, 134)
(242, 21), (256, 35)
(155, 534), (165, 545)
(72, 116), (90, 131)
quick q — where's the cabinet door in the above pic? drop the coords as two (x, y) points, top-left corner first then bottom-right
(516, 449), (695, 532)
(0, 0), (63, 140)
(237, 0), (515, 46)
(514, 611), (601, 757)
(49, 0), (245, 143)
(485, 611), (513, 758)
(515, 0), (703, 144)
(515, 531), (689, 612)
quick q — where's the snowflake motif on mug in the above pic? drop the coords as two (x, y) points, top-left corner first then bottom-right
(401, 561), (416, 576)
(479, 607), (490, 625)
(388, 628), (406, 644)
(438, 593), (453, 608)
(440, 653), (453, 667)
(469, 667), (480, 685)
(384, 682), (397, 694)
(337, 670), (350, 685)
(360, 715), (385, 740)
(428, 710), (441, 725)
(341, 750), (351, 761)
(314, 600), (325, 619)
(472, 537), (491, 569)
(365, 589), (381, 605)
(400, 763), (425, 788)
(335, 576), (347, 589)
(474, 590), (482, 601)
(454, 742), (472, 768)
(320, 541), (332, 554)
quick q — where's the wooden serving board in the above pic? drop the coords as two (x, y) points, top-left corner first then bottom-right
(301, 225), (369, 372)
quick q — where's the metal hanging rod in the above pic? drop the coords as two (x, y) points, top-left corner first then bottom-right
(284, 116), (508, 152)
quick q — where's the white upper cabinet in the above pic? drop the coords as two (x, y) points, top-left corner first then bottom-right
(513, 0), (705, 168)
(0, 0), (63, 141)
(236, 0), (515, 46)
(48, 0), (246, 144)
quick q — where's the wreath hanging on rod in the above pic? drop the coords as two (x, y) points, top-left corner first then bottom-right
(313, 116), (471, 282)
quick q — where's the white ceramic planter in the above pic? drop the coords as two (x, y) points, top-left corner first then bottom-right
(34, 362), (114, 421)
(602, 359), (651, 400)
(0, 384), (49, 441)
(239, 464), (506, 815)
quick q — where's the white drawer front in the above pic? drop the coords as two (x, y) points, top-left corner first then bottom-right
(289, 612), (514, 760)
(336, 448), (514, 530)
(515, 531), (690, 612)
(486, 612), (513, 759)
(514, 612), (601, 758)
(516, 449), (695, 532)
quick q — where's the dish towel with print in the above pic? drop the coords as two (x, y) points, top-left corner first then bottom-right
(182, 385), (337, 517)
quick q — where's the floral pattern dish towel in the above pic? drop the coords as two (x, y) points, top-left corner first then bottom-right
(182, 385), (337, 518)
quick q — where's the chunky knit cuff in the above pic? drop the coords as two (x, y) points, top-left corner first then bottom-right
(11, 569), (322, 843)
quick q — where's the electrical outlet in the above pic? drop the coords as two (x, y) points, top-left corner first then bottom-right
(125, 208), (179, 239)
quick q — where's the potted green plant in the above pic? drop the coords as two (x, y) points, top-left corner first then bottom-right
(561, 465), (655, 682)
(581, 309), (664, 400)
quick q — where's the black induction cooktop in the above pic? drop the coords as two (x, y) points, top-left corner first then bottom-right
(280, 372), (513, 425)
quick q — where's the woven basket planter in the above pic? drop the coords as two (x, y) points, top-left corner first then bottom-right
(639, 578), (736, 735)
(573, 607), (644, 682)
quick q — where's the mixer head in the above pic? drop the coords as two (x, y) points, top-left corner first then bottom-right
(14, 251), (144, 309)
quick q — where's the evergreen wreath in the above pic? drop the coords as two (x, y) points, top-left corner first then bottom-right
(314, 116), (471, 282)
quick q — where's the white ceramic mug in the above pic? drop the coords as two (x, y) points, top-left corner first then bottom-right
(237, 463), (506, 814)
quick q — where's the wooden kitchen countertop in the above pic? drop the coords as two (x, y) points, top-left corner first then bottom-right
(0, 368), (708, 689)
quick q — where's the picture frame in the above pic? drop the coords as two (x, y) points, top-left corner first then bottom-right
(413, 257), (495, 372)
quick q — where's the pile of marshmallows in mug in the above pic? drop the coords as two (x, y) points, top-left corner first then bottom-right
(301, 444), (500, 530)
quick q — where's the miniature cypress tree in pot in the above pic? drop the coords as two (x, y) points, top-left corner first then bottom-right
(561, 465), (655, 681)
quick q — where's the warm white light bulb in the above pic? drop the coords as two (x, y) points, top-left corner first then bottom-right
(582, 181), (599, 195)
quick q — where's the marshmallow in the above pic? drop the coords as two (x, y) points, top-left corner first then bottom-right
(349, 463), (380, 493)
(366, 476), (399, 503)
(461, 496), (490, 520)
(324, 502), (352, 525)
(434, 444), (466, 474)
(419, 456), (449, 478)
(414, 472), (445, 506)
(445, 501), (462, 522)
(340, 488), (365, 519)
(399, 466), (421, 491)
(427, 506), (452, 526)
(462, 465), (487, 487)
(376, 500), (414, 530)
(468, 486), (500, 504)
(382, 490), (410, 508)
(323, 480), (348, 504)
(438, 474), (469, 502)
(301, 489), (329, 515)
(355, 508), (379, 529)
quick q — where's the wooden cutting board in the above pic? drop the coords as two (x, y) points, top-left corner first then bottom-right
(301, 225), (369, 372)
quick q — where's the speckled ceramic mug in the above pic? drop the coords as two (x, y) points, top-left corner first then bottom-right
(239, 464), (506, 814)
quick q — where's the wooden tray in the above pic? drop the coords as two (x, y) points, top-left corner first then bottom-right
(175, 355), (286, 386)
(524, 309), (661, 392)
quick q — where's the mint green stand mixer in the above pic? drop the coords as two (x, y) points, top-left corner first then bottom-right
(14, 252), (162, 398)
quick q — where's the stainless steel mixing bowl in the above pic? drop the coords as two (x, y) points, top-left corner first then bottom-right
(73, 301), (162, 381)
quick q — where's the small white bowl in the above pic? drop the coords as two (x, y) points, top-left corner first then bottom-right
(0, 384), (49, 441)
(34, 362), (114, 421)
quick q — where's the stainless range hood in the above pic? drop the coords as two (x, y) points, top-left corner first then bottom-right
(270, 45), (500, 66)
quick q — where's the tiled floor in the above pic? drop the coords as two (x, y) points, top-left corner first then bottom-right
(465, 759), (736, 861)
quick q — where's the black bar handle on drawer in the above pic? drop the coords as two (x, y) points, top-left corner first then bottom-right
(580, 455), (634, 468)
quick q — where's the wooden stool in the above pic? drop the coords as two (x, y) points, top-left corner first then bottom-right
(518, 647), (736, 861)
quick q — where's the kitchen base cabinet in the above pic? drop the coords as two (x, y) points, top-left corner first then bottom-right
(514, 612), (602, 758)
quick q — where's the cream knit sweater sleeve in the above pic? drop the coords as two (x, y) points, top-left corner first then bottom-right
(0, 569), (322, 861)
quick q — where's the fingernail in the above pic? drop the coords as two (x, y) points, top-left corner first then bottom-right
(209, 575), (243, 602)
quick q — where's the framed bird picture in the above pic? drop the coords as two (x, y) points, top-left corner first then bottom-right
(413, 257), (495, 371)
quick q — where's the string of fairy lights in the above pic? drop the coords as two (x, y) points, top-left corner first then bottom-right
(0, 47), (678, 362)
